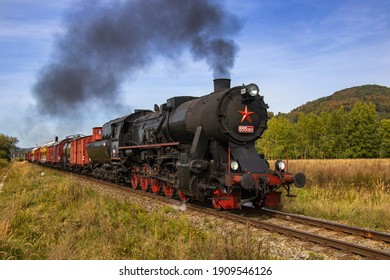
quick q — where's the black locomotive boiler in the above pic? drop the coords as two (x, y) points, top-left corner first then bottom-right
(86, 79), (305, 210)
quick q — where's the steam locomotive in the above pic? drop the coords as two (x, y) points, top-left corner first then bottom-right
(27, 79), (305, 210)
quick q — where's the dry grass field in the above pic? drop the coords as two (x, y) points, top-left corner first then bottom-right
(276, 159), (390, 231)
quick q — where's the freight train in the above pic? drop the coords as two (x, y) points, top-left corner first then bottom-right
(26, 79), (306, 210)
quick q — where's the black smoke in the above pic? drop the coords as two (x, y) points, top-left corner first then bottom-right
(32, 0), (242, 116)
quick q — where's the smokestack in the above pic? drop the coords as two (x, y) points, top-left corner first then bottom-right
(213, 78), (231, 92)
(55, 136), (58, 142)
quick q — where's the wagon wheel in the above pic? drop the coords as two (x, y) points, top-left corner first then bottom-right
(130, 164), (140, 189)
(163, 181), (175, 198)
(211, 188), (224, 211)
(177, 191), (191, 203)
(150, 178), (161, 194)
(139, 163), (150, 192)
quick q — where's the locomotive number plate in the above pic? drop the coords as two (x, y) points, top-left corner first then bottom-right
(238, 125), (254, 133)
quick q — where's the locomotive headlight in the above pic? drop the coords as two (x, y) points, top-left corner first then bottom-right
(247, 83), (259, 97)
(230, 161), (239, 171)
(275, 160), (286, 172)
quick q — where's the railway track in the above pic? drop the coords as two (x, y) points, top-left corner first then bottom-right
(198, 206), (390, 260)
(52, 167), (390, 259)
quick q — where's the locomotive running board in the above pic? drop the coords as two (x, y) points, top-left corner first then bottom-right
(119, 142), (180, 149)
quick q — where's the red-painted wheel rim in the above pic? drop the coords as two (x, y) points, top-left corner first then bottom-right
(163, 182), (175, 198)
(178, 191), (189, 203)
(151, 178), (161, 194)
(131, 165), (139, 189)
(140, 164), (150, 191)
(140, 176), (149, 191)
(211, 189), (223, 210)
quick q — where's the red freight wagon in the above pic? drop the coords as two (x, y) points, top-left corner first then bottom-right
(46, 142), (55, 165)
(70, 135), (93, 167)
(53, 139), (63, 165)
(53, 138), (72, 168)
(68, 128), (102, 173)
(25, 151), (32, 162)
(31, 147), (38, 162)
(35, 147), (42, 163)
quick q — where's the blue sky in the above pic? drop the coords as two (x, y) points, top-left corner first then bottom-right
(1, 0), (390, 147)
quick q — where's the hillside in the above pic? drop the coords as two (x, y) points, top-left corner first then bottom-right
(289, 85), (390, 120)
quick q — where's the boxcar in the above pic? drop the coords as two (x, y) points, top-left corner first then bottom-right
(70, 135), (93, 173)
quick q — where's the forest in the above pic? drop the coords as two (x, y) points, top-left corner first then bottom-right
(256, 102), (390, 159)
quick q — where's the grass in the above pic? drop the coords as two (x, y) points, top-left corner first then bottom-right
(0, 158), (9, 168)
(0, 162), (272, 260)
(0, 159), (10, 177)
(277, 159), (390, 231)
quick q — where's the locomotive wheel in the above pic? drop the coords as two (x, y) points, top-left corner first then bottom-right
(163, 181), (175, 198)
(211, 189), (224, 211)
(130, 164), (140, 189)
(150, 178), (161, 194)
(140, 176), (149, 191)
(177, 191), (190, 203)
(140, 164), (150, 192)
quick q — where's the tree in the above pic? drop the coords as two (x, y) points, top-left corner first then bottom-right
(293, 113), (323, 158)
(256, 115), (293, 160)
(379, 119), (390, 158)
(0, 133), (19, 161)
(344, 102), (381, 158)
(316, 111), (333, 158)
(328, 107), (348, 158)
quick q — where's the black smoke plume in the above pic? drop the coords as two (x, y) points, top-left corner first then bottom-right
(32, 0), (242, 116)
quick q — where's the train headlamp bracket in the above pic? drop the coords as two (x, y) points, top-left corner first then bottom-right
(241, 83), (260, 102)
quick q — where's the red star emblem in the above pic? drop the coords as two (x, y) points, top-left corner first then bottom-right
(239, 105), (255, 123)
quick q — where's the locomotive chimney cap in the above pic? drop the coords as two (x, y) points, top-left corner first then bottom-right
(213, 78), (231, 92)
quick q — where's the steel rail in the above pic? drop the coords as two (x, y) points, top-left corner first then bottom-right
(261, 208), (390, 243)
